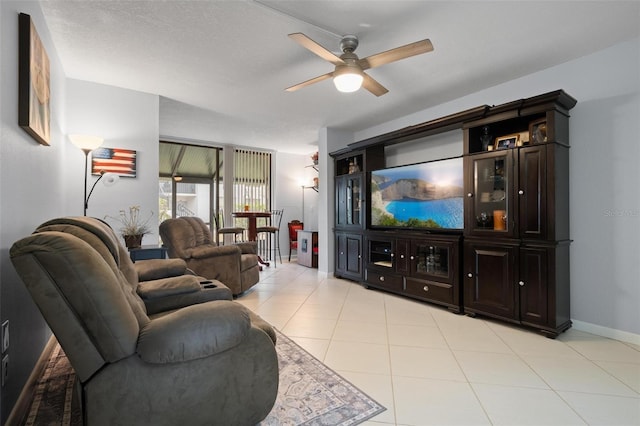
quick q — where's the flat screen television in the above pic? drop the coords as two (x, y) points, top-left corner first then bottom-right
(370, 156), (464, 230)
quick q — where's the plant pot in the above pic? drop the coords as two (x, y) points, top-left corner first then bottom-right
(123, 234), (143, 249)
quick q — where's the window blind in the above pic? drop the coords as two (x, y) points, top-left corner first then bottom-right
(234, 149), (272, 211)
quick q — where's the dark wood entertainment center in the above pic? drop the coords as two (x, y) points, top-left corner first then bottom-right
(331, 90), (576, 337)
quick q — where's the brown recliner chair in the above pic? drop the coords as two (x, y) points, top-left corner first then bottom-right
(36, 217), (233, 315)
(160, 217), (260, 296)
(10, 230), (278, 425)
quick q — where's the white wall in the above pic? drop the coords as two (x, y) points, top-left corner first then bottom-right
(0, 2), (68, 421)
(65, 79), (160, 245)
(331, 37), (640, 339)
(273, 151), (316, 261)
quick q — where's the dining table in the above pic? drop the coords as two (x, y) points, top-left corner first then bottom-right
(232, 211), (272, 267)
(232, 211), (271, 241)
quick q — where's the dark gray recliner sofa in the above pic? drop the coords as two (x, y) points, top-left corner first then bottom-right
(11, 229), (278, 425)
(160, 217), (260, 296)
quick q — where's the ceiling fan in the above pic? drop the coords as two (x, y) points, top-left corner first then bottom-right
(286, 33), (434, 96)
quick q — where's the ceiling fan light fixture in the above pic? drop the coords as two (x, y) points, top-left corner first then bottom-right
(333, 66), (363, 93)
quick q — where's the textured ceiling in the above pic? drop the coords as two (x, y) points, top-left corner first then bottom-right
(40, 1), (640, 154)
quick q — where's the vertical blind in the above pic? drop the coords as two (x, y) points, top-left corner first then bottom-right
(234, 149), (272, 211)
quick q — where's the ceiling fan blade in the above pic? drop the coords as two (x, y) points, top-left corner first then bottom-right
(362, 72), (389, 97)
(359, 39), (434, 70)
(288, 33), (344, 65)
(285, 72), (334, 92)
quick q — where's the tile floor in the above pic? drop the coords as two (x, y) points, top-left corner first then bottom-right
(238, 261), (640, 426)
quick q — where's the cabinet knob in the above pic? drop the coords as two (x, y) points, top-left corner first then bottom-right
(519, 281), (525, 286)
(467, 192), (473, 198)
(518, 190), (524, 195)
(467, 273), (473, 278)
(390, 253), (395, 258)
(410, 256), (415, 260)
(379, 276), (385, 282)
(340, 251), (344, 255)
(423, 285), (429, 292)
(358, 255), (361, 259)
(400, 254), (404, 259)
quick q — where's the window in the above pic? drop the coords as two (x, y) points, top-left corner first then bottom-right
(234, 149), (272, 211)
(158, 142), (222, 228)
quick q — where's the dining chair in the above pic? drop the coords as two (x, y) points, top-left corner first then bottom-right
(213, 211), (245, 244)
(287, 220), (304, 261)
(256, 209), (283, 266)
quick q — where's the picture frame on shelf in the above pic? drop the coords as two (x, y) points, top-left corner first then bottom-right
(18, 13), (51, 146)
(529, 118), (548, 144)
(494, 133), (520, 150)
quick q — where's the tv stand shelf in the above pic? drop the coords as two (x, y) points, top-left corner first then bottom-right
(364, 231), (462, 313)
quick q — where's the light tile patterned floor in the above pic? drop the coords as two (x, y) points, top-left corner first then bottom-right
(238, 262), (640, 426)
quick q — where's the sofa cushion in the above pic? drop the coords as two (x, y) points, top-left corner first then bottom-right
(137, 301), (250, 363)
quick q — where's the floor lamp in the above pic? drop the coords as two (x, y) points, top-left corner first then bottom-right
(69, 134), (118, 216)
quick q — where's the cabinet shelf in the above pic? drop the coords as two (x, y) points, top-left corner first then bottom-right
(371, 249), (391, 255)
(365, 233), (461, 312)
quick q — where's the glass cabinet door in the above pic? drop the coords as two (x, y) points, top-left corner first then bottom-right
(336, 174), (362, 228)
(467, 151), (514, 237)
(345, 174), (362, 226)
(412, 241), (453, 283)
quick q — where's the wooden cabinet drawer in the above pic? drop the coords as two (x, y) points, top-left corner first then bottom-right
(405, 277), (453, 304)
(365, 270), (403, 292)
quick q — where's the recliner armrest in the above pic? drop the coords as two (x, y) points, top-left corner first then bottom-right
(136, 275), (201, 300)
(137, 301), (250, 363)
(235, 241), (258, 255)
(135, 258), (188, 281)
(187, 244), (240, 260)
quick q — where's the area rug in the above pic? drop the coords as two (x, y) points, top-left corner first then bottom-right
(23, 343), (81, 426)
(23, 331), (385, 425)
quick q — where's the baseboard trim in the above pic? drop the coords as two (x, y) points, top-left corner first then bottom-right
(572, 320), (640, 346)
(5, 335), (57, 426)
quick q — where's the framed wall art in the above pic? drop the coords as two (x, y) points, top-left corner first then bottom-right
(91, 147), (137, 177)
(18, 13), (51, 146)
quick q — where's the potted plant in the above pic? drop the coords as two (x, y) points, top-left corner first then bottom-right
(106, 206), (153, 249)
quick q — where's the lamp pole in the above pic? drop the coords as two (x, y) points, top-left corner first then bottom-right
(69, 134), (104, 216)
(81, 149), (91, 216)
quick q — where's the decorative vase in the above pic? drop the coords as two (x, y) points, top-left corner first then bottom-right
(493, 210), (506, 231)
(480, 126), (493, 151)
(124, 234), (143, 249)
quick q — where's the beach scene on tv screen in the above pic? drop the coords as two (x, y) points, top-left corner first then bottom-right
(371, 158), (464, 229)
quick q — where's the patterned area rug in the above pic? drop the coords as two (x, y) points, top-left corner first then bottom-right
(23, 344), (81, 426)
(24, 331), (385, 425)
